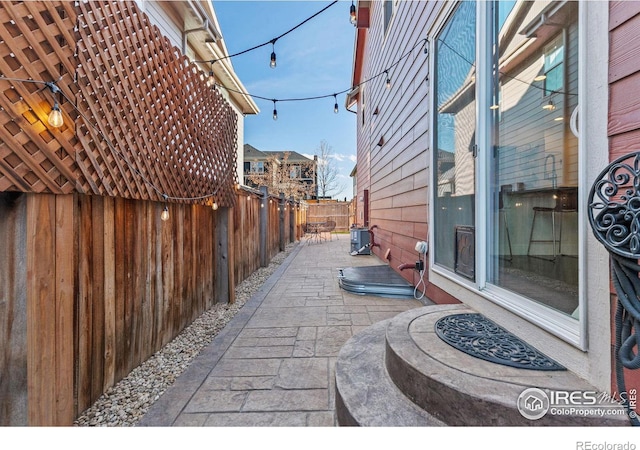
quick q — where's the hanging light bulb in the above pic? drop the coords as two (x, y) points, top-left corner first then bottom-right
(48, 101), (63, 127)
(270, 41), (277, 69)
(542, 100), (555, 111)
(207, 61), (215, 87)
(45, 81), (63, 127)
(161, 205), (169, 221)
(349, 1), (357, 25)
(272, 100), (278, 121)
(212, 200), (218, 211)
(385, 71), (391, 90)
(333, 94), (339, 114)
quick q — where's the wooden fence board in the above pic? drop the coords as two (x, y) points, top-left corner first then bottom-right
(0, 193), (27, 425)
(27, 194), (56, 425)
(90, 195), (105, 404)
(54, 194), (74, 424)
(103, 197), (116, 391)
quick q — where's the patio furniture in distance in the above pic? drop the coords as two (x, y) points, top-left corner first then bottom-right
(318, 220), (336, 241)
(304, 220), (336, 244)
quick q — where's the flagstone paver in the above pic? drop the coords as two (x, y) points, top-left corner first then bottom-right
(138, 233), (424, 426)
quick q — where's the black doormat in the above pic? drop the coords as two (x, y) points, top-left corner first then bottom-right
(434, 313), (566, 371)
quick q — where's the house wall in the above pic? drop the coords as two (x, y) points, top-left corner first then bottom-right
(355, 0), (613, 389)
(136, 1), (182, 48)
(355, 0), (457, 302)
(607, 0), (640, 396)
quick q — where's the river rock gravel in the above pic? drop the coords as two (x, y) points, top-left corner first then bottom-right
(73, 242), (298, 427)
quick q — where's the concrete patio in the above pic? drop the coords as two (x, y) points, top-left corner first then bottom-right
(138, 233), (424, 426)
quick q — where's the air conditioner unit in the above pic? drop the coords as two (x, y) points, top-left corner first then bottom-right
(350, 228), (370, 255)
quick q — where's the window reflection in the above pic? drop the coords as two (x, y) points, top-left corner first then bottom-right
(489, 1), (579, 317)
(434, 0), (476, 274)
(432, 1), (580, 317)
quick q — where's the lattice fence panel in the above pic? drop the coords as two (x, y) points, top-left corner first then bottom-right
(0, 1), (80, 194)
(0, 1), (238, 206)
(75, 1), (238, 206)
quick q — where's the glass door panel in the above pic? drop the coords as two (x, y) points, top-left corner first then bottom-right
(433, 1), (477, 276)
(488, 1), (579, 317)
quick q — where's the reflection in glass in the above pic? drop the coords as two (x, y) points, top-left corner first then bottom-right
(488, 1), (579, 317)
(433, 1), (476, 275)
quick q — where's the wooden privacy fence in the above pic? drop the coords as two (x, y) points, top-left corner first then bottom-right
(233, 187), (305, 285)
(0, 189), (303, 426)
(307, 201), (352, 232)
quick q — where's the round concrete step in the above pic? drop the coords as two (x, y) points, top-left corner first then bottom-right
(335, 318), (445, 426)
(384, 305), (629, 426)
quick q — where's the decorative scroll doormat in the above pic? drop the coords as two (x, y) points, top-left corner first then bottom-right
(434, 313), (566, 371)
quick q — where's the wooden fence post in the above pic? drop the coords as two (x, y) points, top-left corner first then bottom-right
(289, 196), (295, 243)
(260, 186), (268, 267)
(215, 206), (231, 304)
(279, 192), (285, 252)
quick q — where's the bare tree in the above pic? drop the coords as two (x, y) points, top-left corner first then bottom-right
(315, 140), (345, 199)
(245, 151), (316, 200)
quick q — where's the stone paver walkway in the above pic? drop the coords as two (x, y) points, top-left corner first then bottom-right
(139, 233), (423, 426)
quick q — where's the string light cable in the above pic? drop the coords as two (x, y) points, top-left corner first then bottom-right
(194, 1), (339, 66)
(0, 32), (429, 203)
(212, 37), (429, 113)
(0, 76), (235, 205)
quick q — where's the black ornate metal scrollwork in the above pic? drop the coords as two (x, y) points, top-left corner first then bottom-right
(588, 151), (640, 426)
(434, 313), (565, 371)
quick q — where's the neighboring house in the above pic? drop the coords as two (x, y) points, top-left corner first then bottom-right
(138, 1), (259, 184)
(243, 143), (318, 199)
(347, 0), (638, 397)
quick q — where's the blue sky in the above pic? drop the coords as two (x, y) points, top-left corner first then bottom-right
(213, 0), (357, 200)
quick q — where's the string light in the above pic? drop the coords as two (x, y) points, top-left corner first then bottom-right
(195, 2), (338, 67)
(161, 205), (170, 221)
(48, 101), (63, 127)
(3, 1), (418, 206)
(207, 62), (215, 86)
(333, 94), (339, 114)
(270, 40), (277, 69)
(213, 38), (429, 118)
(0, 76), (242, 206)
(44, 81), (64, 127)
(349, 1), (357, 25)
(212, 201), (218, 210)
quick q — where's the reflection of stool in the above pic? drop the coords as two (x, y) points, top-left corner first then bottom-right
(499, 188), (513, 261)
(500, 209), (513, 261)
(527, 191), (577, 261)
(527, 207), (557, 261)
